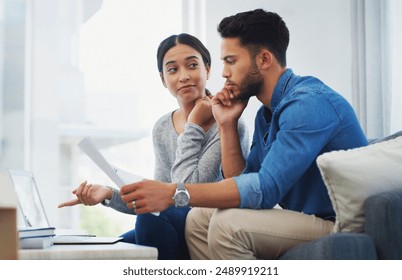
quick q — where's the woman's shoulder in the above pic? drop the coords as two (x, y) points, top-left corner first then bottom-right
(237, 117), (249, 132)
(153, 111), (174, 131)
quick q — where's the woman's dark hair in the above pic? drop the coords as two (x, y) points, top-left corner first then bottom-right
(157, 33), (211, 73)
(217, 9), (289, 67)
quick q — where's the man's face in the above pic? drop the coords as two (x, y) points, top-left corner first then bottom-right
(220, 38), (264, 101)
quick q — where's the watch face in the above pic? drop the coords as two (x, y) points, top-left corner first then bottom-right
(175, 191), (189, 207)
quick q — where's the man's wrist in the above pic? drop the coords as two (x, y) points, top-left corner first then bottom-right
(218, 120), (238, 131)
(172, 183), (190, 207)
(169, 183), (176, 206)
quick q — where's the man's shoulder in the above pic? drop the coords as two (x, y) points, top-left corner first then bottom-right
(289, 75), (326, 93)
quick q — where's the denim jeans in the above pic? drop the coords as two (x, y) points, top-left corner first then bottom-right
(120, 206), (191, 260)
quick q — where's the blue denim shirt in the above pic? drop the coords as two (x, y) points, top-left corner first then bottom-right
(234, 69), (368, 220)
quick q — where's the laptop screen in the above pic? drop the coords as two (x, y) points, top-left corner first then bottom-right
(8, 169), (50, 228)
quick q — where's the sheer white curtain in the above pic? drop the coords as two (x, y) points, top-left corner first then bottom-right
(390, 0), (402, 134)
(351, 0), (392, 138)
(351, 0), (401, 138)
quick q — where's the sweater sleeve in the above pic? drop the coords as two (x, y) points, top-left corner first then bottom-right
(238, 117), (251, 160)
(101, 188), (134, 215)
(172, 119), (250, 184)
(171, 123), (222, 183)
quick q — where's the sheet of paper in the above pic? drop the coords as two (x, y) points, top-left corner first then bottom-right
(78, 136), (159, 216)
(111, 164), (143, 186)
(78, 137), (138, 187)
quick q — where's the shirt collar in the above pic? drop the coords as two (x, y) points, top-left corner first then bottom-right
(270, 68), (294, 112)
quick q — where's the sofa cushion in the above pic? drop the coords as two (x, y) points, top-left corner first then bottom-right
(316, 132), (402, 233)
(368, 130), (402, 144)
(279, 233), (377, 260)
(365, 190), (402, 259)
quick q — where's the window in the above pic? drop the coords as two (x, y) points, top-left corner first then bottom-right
(1, 0), (182, 236)
(67, 0), (183, 236)
(0, 0), (27, 171)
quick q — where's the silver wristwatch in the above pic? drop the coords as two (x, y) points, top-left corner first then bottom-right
(173, 183), (190, 207)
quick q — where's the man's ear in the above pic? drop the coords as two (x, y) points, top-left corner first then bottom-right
(259, 50), (273, 70)
(160, 73), (167, 88)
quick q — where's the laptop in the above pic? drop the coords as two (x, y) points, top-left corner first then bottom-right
(8, 169), (123, 245)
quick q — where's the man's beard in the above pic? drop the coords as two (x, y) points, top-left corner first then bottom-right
(236, 62), (264, 101)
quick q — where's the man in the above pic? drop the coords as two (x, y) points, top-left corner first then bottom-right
(120, 9), (368, 259)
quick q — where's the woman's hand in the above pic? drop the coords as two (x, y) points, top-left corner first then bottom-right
(188, 95), (215, 131)
(120, 180), (176, 214)
(58, 181), (113, 208)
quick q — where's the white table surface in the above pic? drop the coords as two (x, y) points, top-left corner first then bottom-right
(18, 241), (158, 260)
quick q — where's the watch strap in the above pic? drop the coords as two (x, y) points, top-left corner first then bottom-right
(177, 182), (185, 191)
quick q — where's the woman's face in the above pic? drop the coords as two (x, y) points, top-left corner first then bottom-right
(161, 44), (210, 106)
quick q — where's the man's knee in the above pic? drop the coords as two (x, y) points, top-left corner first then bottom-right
(210, 209), (239, 237)
(208, 209), (246, 259)
(185, 208), (214, 240)
(185, 208), (216, 260)
(185, 208), (201, 239)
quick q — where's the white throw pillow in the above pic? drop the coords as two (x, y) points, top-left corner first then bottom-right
(316, 135), (402, 233)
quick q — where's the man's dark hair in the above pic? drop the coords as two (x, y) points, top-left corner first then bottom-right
(217, 9), (289, 67)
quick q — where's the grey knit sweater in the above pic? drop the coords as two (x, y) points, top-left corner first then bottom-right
(104, 111), (249, 214)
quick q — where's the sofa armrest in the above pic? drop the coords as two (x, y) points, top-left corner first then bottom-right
(365, 190), (402, 259)
(278, 233), (377, 260)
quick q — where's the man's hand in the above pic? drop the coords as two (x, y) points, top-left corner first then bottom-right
(58, 181), (112, 208)
(120, 180), (176, 214)
(212, 87), (248, 127)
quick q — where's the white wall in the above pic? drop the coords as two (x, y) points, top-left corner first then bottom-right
(184, 0), (352, 134)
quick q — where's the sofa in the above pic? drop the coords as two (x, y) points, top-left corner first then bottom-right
(279, 131), (402, 260)
(279, 190), (402, 259)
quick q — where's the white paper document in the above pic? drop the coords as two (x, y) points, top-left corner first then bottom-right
(78, 136), (159, 216)
(78, 137), (143, 187)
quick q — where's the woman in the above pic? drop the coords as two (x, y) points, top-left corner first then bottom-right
(58, 33), (249, 259)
